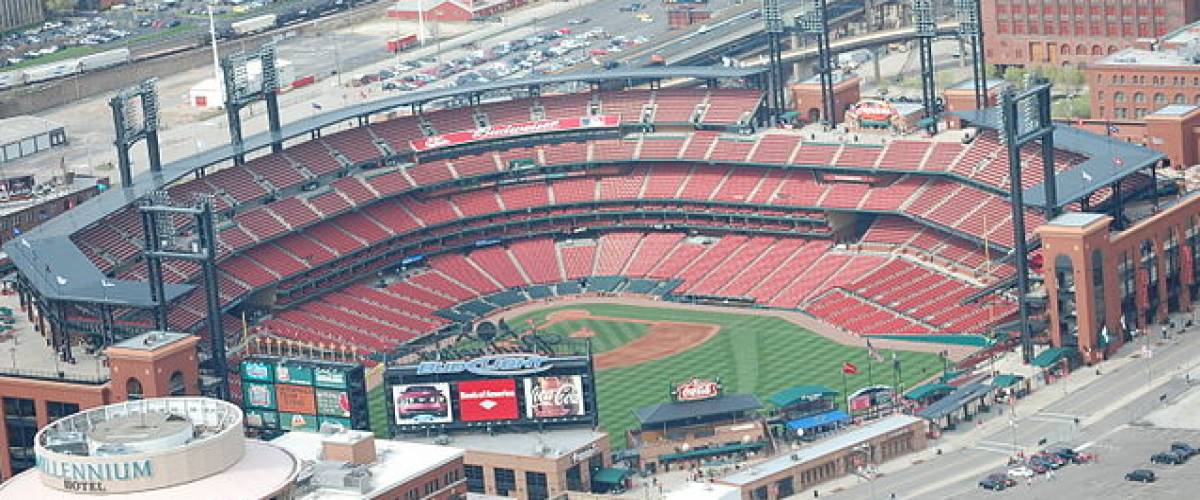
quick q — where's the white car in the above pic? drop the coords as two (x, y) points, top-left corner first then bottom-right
(1007, 466), (1034, 478)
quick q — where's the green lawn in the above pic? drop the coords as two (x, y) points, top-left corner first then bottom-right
(510, 304), (947, 449)
(535, 318), (649, 354)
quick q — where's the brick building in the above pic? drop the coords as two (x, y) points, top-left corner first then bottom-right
(386, 0), (527, 22)
(981, 0), (1200, 67)
(0, 0), (42, 33)
(0, 330), (200, 479)
(1039, 191), (1200, 366)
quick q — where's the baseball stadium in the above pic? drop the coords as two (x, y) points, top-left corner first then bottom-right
(1, 65), (1169, 446)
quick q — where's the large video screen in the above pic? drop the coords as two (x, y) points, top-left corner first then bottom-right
(524, 376), (585, 418)
(458, 379), (519, 422)
(385, 353), (597, 433)
(239, 356), (370, 432)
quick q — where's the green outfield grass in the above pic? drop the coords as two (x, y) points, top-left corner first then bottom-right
(510, 304), (948, 449)
(535, 318), (649, 354)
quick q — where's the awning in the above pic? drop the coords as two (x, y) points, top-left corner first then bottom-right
(916, 382), (993, 420)
(785, 410), (850, 431)
(904, 383), (955, 400)
(768, 385), (838, 408)
(633, 393), (762, 427)
(591, 467), (635, 485)
(990, 374), (1025, 388)
(1032, 347), (1075, 368)
(780, 111), (800, 121)
(658, 442), (766, 462)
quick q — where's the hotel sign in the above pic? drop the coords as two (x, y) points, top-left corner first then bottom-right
(35, 455), (153, 493)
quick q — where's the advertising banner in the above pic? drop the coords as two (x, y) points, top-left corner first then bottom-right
(318, 416), (353, 431)
(524, 376), (585, 418)
(314, 366), (349, 389)
(1136, 267), (1150, 310)
(457, 379), (519, 422)
(672, 377), (721, 402)
(276, 384), (317, 414)
(280, 412), (320, 432)
(409, 115), (619, 152)
(243, 382), (277, 409)
(276, 362), (315, 386)
(316, 389), (353, 418)
(849, 394), (872, 412)
(393, 383), (453, 425)
(241, 359), (275, 383)
(245, 409), (279, 429)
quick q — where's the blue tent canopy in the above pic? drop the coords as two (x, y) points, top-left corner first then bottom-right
(785, 410), (851, 431)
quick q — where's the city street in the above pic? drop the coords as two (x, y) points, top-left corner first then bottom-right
(827, 326), (1200, 499)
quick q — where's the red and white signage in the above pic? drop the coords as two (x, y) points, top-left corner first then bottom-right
(457, 379), (519, 422)
(847, 100), (898, 123)
(674, 377), (721, 402)
(410, 115), (619, 152)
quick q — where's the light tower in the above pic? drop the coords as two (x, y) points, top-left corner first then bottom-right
(220, 43), (283, 165)
(913, 0), (939, 132)
(956, 0), (988, 110)
(796, 0), (837, 125)
(763, 0), (788, 119)
(109, 79), (162, 187)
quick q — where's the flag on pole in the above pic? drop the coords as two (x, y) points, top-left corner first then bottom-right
(1081, 169), (1093, 183)
(867, 339), (884, 362)
(842, 361), (859, 375)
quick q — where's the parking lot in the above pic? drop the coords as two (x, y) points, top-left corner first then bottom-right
(944, 426), (1200, 499)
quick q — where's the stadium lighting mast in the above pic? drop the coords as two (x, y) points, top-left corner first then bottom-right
(955, 0), (988, 110)
(139, 193), (230, 401)
(913, 0), (939, 133)
(796, 0), (837, 125)
(220, 43), (284, 165)
(109, 78), (163, 187)
(762, 0), (788, 119)
(999, 80), (1058, 363)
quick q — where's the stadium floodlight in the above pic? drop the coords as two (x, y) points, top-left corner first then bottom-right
(912, 0), (939, 132)
(956, 0), (988, 110)
(793, 0), (837, 125)
(109, 78), (162, 187)
(220, 43), (283, 164)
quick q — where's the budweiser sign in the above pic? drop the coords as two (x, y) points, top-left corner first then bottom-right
(674, 377), (721, 402)
(410, 115), (619, 152)
(848, 99), (898, 122)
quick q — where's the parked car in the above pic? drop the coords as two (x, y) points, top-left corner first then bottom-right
(1151, 451), (1186, 465)
(1007, 466), (1034, 478)
(1171, 442), (1199, 458)
(978, 477), (1007, 491)
(1030, 455), (1063, 470)
(1125, 469), (1156, 483)
(1046, 447), (1084, 463)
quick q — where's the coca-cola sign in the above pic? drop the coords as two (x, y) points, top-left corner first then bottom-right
(523, 375), (585, 418)
(409, 115), (619, 152)
(673, 377), (722, 402)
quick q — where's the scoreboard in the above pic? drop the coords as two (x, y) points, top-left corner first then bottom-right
(239, 356), (370, 433)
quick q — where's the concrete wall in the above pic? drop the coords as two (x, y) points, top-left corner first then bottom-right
(0, 4), (389, 119)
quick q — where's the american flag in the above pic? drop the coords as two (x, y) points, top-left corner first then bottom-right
(866, 339), (884, 362)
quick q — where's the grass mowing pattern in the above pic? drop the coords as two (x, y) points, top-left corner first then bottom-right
(510, 304), (947, 449)
(367, 384), (391, 438)
(535, 319), (649, 354)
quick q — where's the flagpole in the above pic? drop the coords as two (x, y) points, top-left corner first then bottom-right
(842, 368), (849, 412)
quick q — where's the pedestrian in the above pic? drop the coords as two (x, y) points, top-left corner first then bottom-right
(1026, 477), (1032, 487)
(814, 490), (820, 498)
(890, 493), (897, 500)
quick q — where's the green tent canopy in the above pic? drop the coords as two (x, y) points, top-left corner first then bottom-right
(768, 385), (839, 408)
(1032, 347), (1075, 368)
(904, 383), (956, 400)
(591, 467), (635, 485)
(657, 442), (766, 462)
(990, 374), (1026, 388)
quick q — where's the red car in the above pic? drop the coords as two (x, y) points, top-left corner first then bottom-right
(396, 386), (448, 420)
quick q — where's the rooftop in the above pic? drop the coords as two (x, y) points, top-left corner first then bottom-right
(720, 415), (923, 486)
(950, 78), (1007, 91)
(111, 330), (193, 351)
(1151, 104), (1200, 117)
(1093, 47), (1196, 67)
(0, 115), (63, 145)
(1046, 212), (1108, 228)
(273, 431), (464, 499)
(0, 175), (101, 218)
(0, 304), (109, 383)
(633, 393), (762, 427)
(665, 481), (741, 500)
(0, 440), (297, 499)
(411, 427), (605, 459)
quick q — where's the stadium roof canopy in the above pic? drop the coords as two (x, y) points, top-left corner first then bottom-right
(955, 109), (1165, 209)
(632, 393), (762, 427)
(914, 381), (992, 420)
(2, 67), (765, 305)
